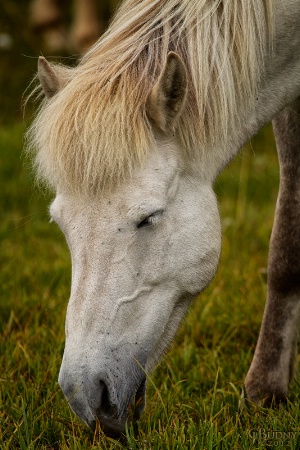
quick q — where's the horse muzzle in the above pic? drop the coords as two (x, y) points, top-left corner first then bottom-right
(58, 349), (147, 435)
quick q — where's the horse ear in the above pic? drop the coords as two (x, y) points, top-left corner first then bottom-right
(38, 56), (66, 98)
(147, 52), (187, 131)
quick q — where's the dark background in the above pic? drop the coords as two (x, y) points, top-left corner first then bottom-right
(0, 0), (119, 125)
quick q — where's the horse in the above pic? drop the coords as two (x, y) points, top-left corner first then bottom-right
(26, 0), (300, 436)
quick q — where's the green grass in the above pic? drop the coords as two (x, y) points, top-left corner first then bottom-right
(1, 122), (300, 449)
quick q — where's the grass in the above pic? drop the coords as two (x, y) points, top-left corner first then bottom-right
(1, 122), (300, 449)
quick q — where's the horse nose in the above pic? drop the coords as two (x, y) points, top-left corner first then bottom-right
(58, 373), (120, 434)
(95, 379), (122, 432)
(58, 363), (147, 435)
(95, 377), (147, 435)
(86, 379), (126, 435)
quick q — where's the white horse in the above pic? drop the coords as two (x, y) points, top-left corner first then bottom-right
(27, 0), (300, 436)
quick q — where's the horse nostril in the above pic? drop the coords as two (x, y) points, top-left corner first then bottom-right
(98, 380), (115, 417)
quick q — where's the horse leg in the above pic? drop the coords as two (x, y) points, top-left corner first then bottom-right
(245, 97), (300, 404)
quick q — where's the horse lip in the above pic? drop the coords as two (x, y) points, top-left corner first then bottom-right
(93, 414), (127, 437)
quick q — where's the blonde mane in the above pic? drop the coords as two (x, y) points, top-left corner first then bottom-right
(27, 0), (274, 195)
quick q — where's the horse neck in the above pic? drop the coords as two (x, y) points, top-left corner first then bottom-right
(213, 0), (300, 176)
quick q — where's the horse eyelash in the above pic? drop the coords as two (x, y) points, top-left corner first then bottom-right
(136, 210), (164, 229)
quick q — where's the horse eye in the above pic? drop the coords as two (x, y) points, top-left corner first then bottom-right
(136, 210), (164, 229)
(137, 216), (151, 229)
